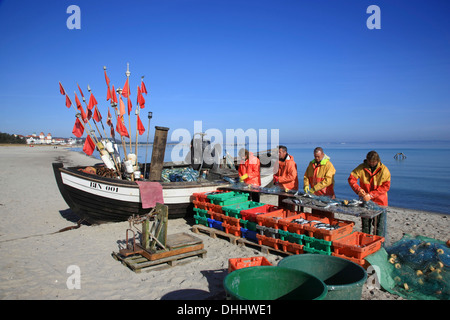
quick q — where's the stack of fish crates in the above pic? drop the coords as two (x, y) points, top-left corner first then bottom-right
(191, 192), (385, 265)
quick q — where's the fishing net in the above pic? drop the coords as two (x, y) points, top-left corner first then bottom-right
(366, 234), (450, 300)
(161, 167), (199, 182)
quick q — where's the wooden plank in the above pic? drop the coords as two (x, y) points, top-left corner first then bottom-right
(137, 243), (204, 261)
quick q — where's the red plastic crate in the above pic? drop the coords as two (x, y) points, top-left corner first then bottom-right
(279, 240), (304, 255)
(332, 232), (384, 260)
(331, 252), (368, 268)
(240, 204), (283, 222)
(303, 218), (355, 241)
(228, 256), (272, 273)
(222, 215), (242, 228)
(255, 209), (289, 229)
(278, 212), (308, 234)
(192, 190), (229, 202)
(210, 211), (225, 222)
(208, 203), (223, 214)
(222, 222), (241, 237)
(192, 200), (210, 210)
(256, 234), (280, 250)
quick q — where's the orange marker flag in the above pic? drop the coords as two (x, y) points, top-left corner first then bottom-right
(72, 118), (84, 138)
(122, 78), (130, 98)
(88, 93), (98, 110)
(83, 135), (96, 156)
(65, 95), (71, 108)
(116, 116), (129, 138)
(59, 82), (65, 95)
(119, 96), (126, 117)
(141, 80), (147, 95)
(93, 105), (102, 122)
(137, 115), (145, 135)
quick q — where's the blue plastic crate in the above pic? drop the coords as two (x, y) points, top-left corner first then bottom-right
(207, 218), (224, 231)
(240, 227), (258, 242)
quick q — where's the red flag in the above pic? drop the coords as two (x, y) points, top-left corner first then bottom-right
(75, 93), (82, 109)
(87, 108), (92, 121)
(107, 108), (113, 127)
(59, 82), (65, 95)
(119, 97), (126, 117)
(72, 118), (84, 138)
(88, 93), (98, 110)
(77, 83), (84, 98)
(127, 98), (132, 115)
(110, 124), (115, 139)
(111, 85), (117, 104)
(122, 78), (130, 98)
(137, 86), (145, 108)
(65, 95), (71, 108)
(106, 85), (111, 101)
(141, 80), (147, 94)
(78, 104), (88, 123)
(83, 135), (96, 156)
(137, 115), (145, 135)
(93, 106), (102, 122)
(116, 116), (129, 138)
(104, 70), (110, 87)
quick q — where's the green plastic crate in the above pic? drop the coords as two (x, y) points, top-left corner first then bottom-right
(278, 230), (304, 245)
(240, 219), (257, 232)
(207, 191), (250, 206)
(222, 201), (265, 219)
(193, 208), (210, 218)
(303, 235), (332, 254)
(193, 214), (209, 227)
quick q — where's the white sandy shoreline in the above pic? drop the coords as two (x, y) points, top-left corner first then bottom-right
(0, 145), (448, 300)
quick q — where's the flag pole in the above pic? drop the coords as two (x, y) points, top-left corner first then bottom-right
(78, 83), (103, 140)
(143, 111), (153, 180)
(104, 66), (128, 162)
(87, 84), (109, 139)
(125, 63), (132, 155)
(59, 82), (99, 151)
(115, 87), (129, 161)
(73, 91), (100, 145)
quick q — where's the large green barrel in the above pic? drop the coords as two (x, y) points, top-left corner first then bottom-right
(278, 254), (367, 300)
(223, 266), (327, 300)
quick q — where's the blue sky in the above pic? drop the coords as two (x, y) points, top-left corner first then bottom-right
(0, 0), (449, 144)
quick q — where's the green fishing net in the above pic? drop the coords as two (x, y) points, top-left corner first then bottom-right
(366, 234), (449, 300)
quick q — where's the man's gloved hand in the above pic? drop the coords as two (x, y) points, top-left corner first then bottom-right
(363, 193), (372, 202)
(309, 187), (315, 194)
(303, 186), (310, 193)
(239, 174), (248, 182)
(273, 175), (279, 184)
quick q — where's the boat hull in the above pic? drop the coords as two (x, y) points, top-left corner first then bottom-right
(52, 163), (231, 224)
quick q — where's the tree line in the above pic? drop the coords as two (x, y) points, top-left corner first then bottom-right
(0, 132), (26, 144)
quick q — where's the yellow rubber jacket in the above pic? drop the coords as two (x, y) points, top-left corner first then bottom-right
(303, 156), (336, 197)
(348, 161), (391, 206)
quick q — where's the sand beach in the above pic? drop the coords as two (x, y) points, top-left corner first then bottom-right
(0, 145), (448, 301)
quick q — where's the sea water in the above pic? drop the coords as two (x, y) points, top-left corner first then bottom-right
(72, 141), (450, 215)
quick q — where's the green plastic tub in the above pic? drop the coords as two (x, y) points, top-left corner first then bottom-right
(223, 266), (327, 300)
(278, 254), (367, 300)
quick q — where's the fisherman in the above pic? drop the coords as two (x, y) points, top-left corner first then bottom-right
(348, 150), (391, 237)
(238, 148), (261, 186)
(273, 145), (299, 191)
(303, 147), (336, 198)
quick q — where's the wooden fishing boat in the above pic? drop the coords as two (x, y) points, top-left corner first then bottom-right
(52, 160), (275, 224)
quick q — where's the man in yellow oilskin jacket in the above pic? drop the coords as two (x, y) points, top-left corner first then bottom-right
(303, 147), (336, 198)
(348, 150), (391, 237)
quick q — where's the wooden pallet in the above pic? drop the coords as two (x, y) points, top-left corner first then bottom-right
(192, 224), (291, 256)
(113, 232), (207, 273)
(112, 248), (207, 273)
